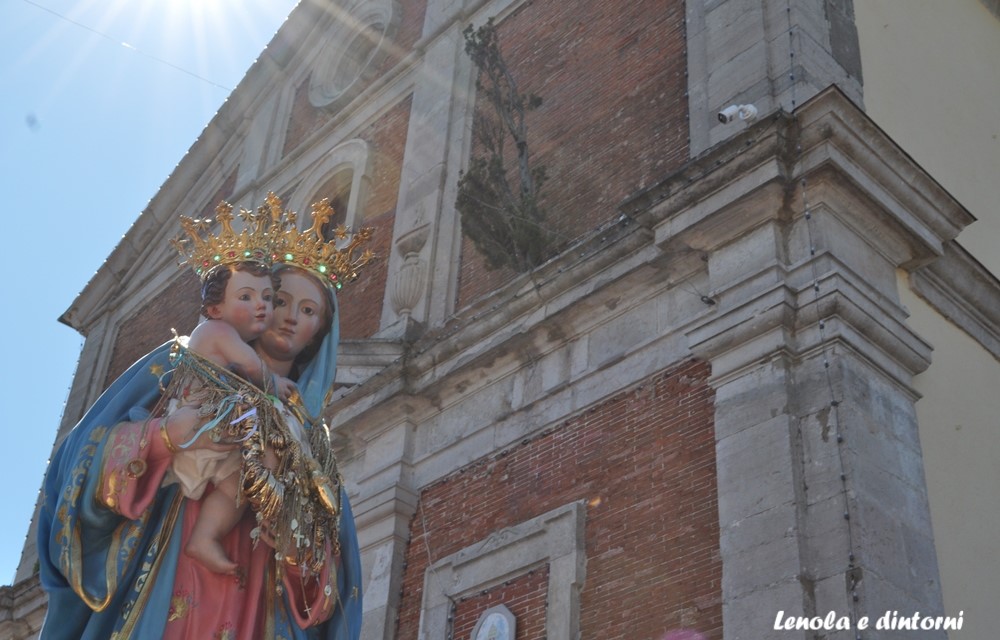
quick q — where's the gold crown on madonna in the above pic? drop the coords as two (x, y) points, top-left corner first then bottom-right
(171, 200), (276, 277)
(172, 193), (375, 288)
(270, 194), (376, 290)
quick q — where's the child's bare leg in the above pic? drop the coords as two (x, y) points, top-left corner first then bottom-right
(185, 474), (246, 574)
(263, 445), (279, 470)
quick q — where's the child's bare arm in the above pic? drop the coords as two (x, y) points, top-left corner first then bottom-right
(188, 320), (268, 386)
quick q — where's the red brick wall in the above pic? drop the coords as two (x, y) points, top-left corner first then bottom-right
(337, 209), (392, 339)
(396, 359), (722, 640)
(336, 95), (412, 339)
(456, 0), (689, 307)
(282, 0), (428, 154)
(452, 566), (549, 640)
(103, 272), (202, 386)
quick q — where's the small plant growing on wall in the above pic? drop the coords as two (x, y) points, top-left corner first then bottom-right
(456, 18), (552, 272)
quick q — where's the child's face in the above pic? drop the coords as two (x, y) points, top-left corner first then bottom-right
(204, 270), (274, 341)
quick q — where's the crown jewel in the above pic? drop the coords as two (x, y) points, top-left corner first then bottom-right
(172, 193), (375, 289)
(272, 195), (376, 290)
(171, 201), (275, 277)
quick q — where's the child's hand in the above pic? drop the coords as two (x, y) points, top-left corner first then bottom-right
(275, 375), (297, 401)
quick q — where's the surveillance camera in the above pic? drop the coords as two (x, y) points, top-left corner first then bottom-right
(717, 104), (758, 124)
(718, 105), (740, 123)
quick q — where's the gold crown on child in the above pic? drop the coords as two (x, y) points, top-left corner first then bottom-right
(171, 192), (376, 289)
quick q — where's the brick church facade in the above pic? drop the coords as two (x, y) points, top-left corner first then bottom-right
(5, 1), (999, 638)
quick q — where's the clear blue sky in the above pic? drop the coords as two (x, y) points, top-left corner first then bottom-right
(2, 0), (300, 585)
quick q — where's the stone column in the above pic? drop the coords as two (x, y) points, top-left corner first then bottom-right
(642, 90), (973, 639)
(352, 419), (419, 640)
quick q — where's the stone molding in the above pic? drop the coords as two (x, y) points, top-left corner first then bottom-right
(353, 479), (418, 640)
(633, 94), (972, 265)
(910, 240), (1000, 361)
(687, 261), (933, 393)
(334, 87), (973, 434)
(377, 0), (536, 336)
(331, 215), (660, 430)
(632, 87), (971, 638)
(417, 501), (586, 640)
(332, 87), (978, 466)
(334, 339), (407, 388)
(286, 138), (375, 230)
(306, 0), (403, 111)
(0, 575), (45, 640)
(377, 20), (471, 335)
(311, 86), (982, 640)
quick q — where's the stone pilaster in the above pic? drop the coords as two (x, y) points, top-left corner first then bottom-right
(687, 0), (864, 156)
(352, 420), (420, 640)
(632, 88), (974, 639)
(380, 9), (474, 336)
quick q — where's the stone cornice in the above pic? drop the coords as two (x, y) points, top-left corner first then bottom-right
(625, 87), (974, 263)
(326, 87), (982, 444)
(632, 87), (971, 390)
(687, 258), (934, 393)
(325, 214), (664, 441)
(910, 241), (1000, 361)
(793, 95), (975, 264)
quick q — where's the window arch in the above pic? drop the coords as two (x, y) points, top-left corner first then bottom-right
(314, 170), (352, 236)
(289, 138), (373, 231)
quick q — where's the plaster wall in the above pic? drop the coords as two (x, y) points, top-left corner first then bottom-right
(900, 277), (1000, 640)
(856, 5), (1000, 631)
(855, 0), (1000, 276)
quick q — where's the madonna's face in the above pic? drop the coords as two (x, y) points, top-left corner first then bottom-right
(259, 270), (328, 360)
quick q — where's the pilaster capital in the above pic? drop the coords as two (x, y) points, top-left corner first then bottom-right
(626, 88), (972, 387)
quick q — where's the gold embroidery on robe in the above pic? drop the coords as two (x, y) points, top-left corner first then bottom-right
(55, 425), (139, 613)
(168, 590), (195, 622)
(215, 621), (236, 640)
(111, 492), (184, 638)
